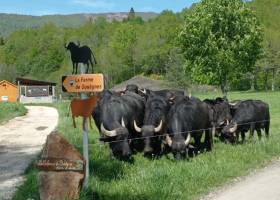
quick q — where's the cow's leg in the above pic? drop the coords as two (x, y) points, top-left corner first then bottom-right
(204, 129), (213, 151)
(257, 129), (262, 140)
(241, 131), (246, 144)
(89, 58), (94, 73)
(72, 62), (75, 74)
(76, 63), (78, 74)
(265, 121), (270, 138)
(250, 123), (255, 142)
(234, 131), (240, 144)
(72, 116), (77, 128)
(193, 132), (203, 154)
(86, 62), (89, 74)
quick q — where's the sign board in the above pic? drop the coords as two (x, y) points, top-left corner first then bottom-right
(62, 74), (104, 93)
(36, 158), (84, 172)
(1, 96), (8, 101)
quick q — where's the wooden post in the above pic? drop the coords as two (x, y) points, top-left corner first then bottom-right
(80, 63), (89, 189)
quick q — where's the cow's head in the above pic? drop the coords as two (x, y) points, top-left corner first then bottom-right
(65, 42), (78, 51)
(221, 121), (238, 143)
(125, 84), (139, 94)
(205, 98), (231, 128)
(213, 102), (232, 127)
(134, 120), (163, 156)
(165, 133), (191, 160)
(100, 118), (132, 160)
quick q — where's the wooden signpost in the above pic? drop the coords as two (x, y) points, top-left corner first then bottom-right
(62, 74), (104, 93)
(62, 69), (104, 189)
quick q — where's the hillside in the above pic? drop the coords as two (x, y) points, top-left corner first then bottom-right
(0, 12), (158, 37)
(250, 0), (280, 49)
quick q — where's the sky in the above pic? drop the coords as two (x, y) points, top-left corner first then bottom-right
(0, 0), (200, 16)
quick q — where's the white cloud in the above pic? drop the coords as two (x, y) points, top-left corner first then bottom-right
(72, 0), (115, 9)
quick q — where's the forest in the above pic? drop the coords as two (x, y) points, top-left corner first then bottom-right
(0, 0), (279, 93)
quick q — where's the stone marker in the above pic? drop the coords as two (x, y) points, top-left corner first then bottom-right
(37, 131), (85, 200)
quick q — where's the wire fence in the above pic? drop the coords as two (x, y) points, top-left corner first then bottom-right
(94, 119), (270, 145)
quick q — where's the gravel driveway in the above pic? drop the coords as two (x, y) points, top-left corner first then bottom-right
(202, 158), (280, 200)
(0, 106), (58, 200)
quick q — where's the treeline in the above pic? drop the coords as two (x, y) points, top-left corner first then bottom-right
(0, 0), (279, 92)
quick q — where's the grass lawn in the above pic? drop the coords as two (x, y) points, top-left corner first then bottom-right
(12, 91), (280, 200)
(0, 102), (27, 124)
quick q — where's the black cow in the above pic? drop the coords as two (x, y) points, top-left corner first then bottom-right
(222, 100), (270, 143)
(165, 97), (214, 160)
(92, 90), (145, 160)
(65, 42), (97, 74)
(203, 97), (232, 140)
(133, 91), (172, 157)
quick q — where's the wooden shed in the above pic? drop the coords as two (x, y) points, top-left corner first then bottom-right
(0, 80), (18, 103)
(16, 78), (57, 103)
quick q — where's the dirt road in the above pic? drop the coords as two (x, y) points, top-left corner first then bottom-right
(0, 106), (58, 200)
(203, 158), (280, 200)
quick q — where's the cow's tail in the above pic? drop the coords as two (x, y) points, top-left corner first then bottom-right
(91, 50), (97, 65)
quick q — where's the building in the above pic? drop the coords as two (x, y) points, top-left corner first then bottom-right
(0, 80), (18, 103)
(16, 78), (56, 103)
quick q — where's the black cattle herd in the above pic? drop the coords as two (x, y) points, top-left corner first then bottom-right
(92, 84), (270, 160)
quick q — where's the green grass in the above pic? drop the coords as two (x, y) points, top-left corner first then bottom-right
(0, 102), (27, 124)
(12, 91), (280, 200)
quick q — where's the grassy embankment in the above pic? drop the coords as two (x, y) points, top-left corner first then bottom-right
(0, 102), (27, 124)
(13, 91), (280, 200)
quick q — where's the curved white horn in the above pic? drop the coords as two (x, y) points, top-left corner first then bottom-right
(229, 102), (238, 106)
(226, 119), (229, 125)
(184, 133), (191, 146)
(121, 118), (125, 127)
(134, 120), (142, 133)
(154, 120), (163, 133)
(165, 135), (172, 147)
(229, 122), (237, 133)
(101, 123), (117, 137)
(143, 88), (146, 94)
(189, 93), (192, 98)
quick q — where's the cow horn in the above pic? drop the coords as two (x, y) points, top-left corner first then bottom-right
(184, 133), (191, 146)
(165, 135), (172, 147)
(101, 123), (117, 137)
(226, 119), (229, 125)
(229, 122), (237, 133)
(189, 93), (192, 98)
(134, 120), (142, 133)
(121, 118), (125, 127)
(229, 102), (238, 106)
(154, 120), (163, 133)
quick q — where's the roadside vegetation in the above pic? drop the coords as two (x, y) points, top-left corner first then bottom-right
(13, 91), (280, 200)
(0, 103), (27, 124)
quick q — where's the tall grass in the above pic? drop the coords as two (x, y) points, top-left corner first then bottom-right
(0, 102), (27, 124)
(12, 91), (280, 200)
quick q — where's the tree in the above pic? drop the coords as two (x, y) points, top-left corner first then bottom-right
(128, 7), (136, 20)
(178, 0), (263, 95)
(109, 23), (137, 80)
